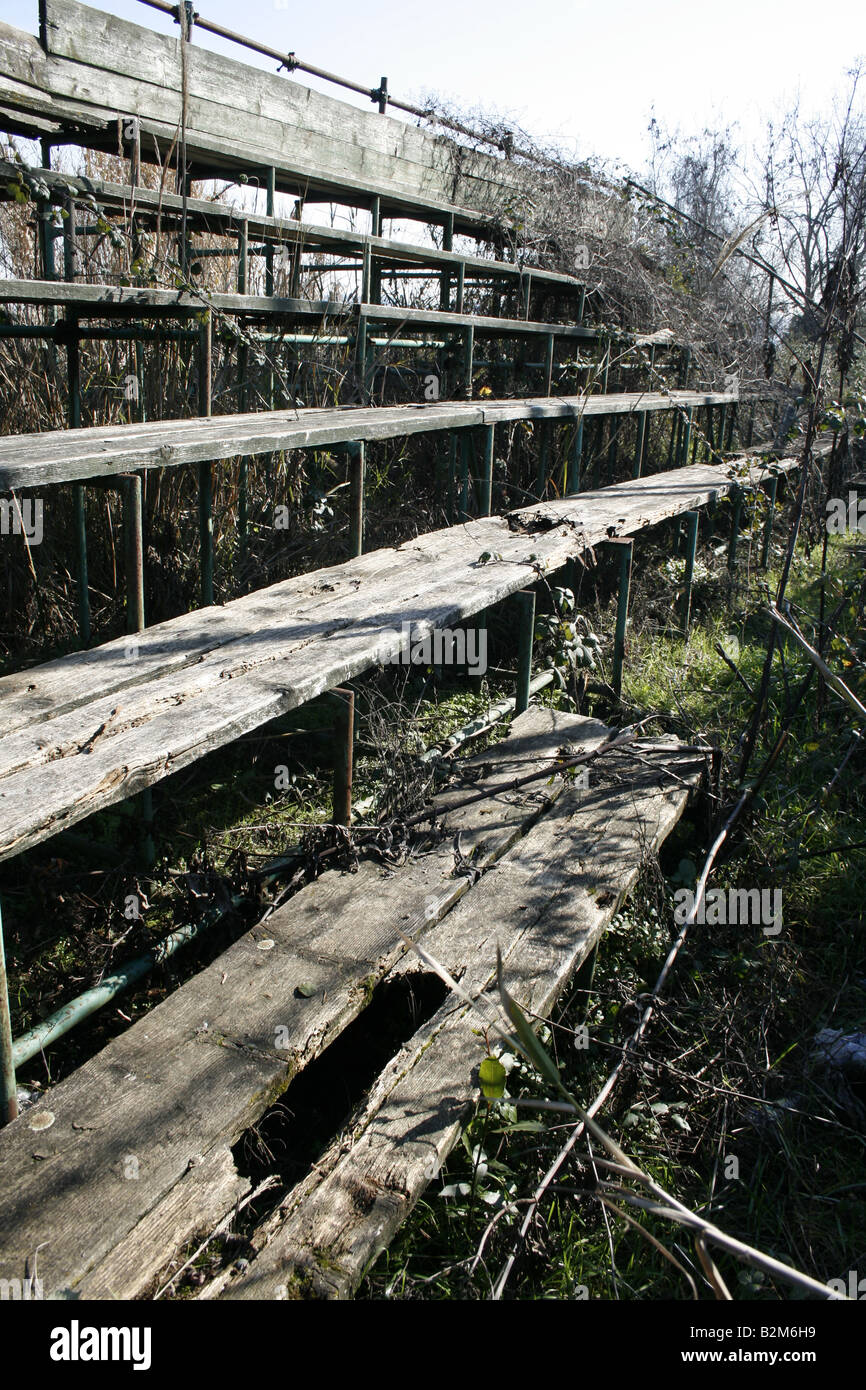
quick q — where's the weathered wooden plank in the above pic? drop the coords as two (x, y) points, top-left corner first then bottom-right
(0, 458), (791, 863)
(0, 158), (583, 290)
(0, 709), (590, 1298)
(0, 7), (519, 233)
(359, 303), (605, 340)
(0, 546), (407, 737)
(216, 738), (703, 1300)
(75, 1147), (249, 1302)
(0, 279), (621, 347)
(0, 279), (613, 344)
(40, 1), (522, 224)
(0, 67), (489, 234)
(0, 392), (737, 490)
(0, 279), (665, 364)
(0, 277), (349, 320)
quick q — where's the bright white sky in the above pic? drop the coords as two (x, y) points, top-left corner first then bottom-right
(4, 0), (863, 173)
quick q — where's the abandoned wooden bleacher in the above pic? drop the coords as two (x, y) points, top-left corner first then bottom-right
(0, 0), (790, 1299)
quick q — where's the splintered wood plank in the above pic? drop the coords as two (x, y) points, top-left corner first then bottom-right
(0, 709), (591, 1299)
(74, 1147), (249, 1302)
(0, 392), (737, 490)
(215, 737), (704, 1300)
(0, 457), (792, 862)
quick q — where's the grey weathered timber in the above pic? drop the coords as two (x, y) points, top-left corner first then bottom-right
(0, 280), (629, 350)
(0, 4), (524, 235)
(0, 455), (792, 863)
(0, 710), (595, 1299)
(215, 734), (704, 1300)
(0, 277), (351, 321)
(0, 391), (737, 491)
(0, 159), (584, 294)
(360, 303), (615, 341)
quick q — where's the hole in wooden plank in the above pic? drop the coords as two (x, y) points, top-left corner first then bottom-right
(231, 972), (448, 1190)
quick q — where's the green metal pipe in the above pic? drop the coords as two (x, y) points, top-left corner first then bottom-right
(666, 411), (678, 470)
(63, 195), (78, 282)
(355, 314), (370, 400)
(440, 212), (453, 309)
(0, 903), (17, 1126)
(727, 487), (743, 572)
(39, 205), (56, 282)
(681, 510), (699, 633)
(237, 219), (249, 295)
(543, 332), (555, 395)
(9, 911), (226, 1072)
(680, 407), (693, 467)
(199, 462), (214, 606)
(726, 403), (737, 450)
(122, 474), (145, 633)
(515, 589), (536, 715)
(463, 323), (475, 400)
(568, 418), (583, 495)
(330, 688), (354, 826)
(761, 475), (778, 570)
(0, 324), (53, 340)
(536, 420), (551, 498)
(265, 166), (276, 297)
(633, 411), (647, 479)
(611, 539), (633, 698)
(63, 308), (91, 647)
(681, 346), (692, 389)
(480, 424), (494, 516)
(348, 441), (365, 556)
(198, 314), (214, 606)
(237, 336), (249, 569)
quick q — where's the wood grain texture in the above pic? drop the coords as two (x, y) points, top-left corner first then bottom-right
(216, 738), (703, 1299)
(0, 392), (738, 489)
(0, 709), (594, 1298)
(0, 278), (616, 342)
(0, 456), (790, 863)
(1, 4), (523, 232)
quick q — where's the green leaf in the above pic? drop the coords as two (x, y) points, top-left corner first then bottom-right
(296, 981), (317, 998)
(479, 1055), (507, 1099)
(496, 947), (561, 1090)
